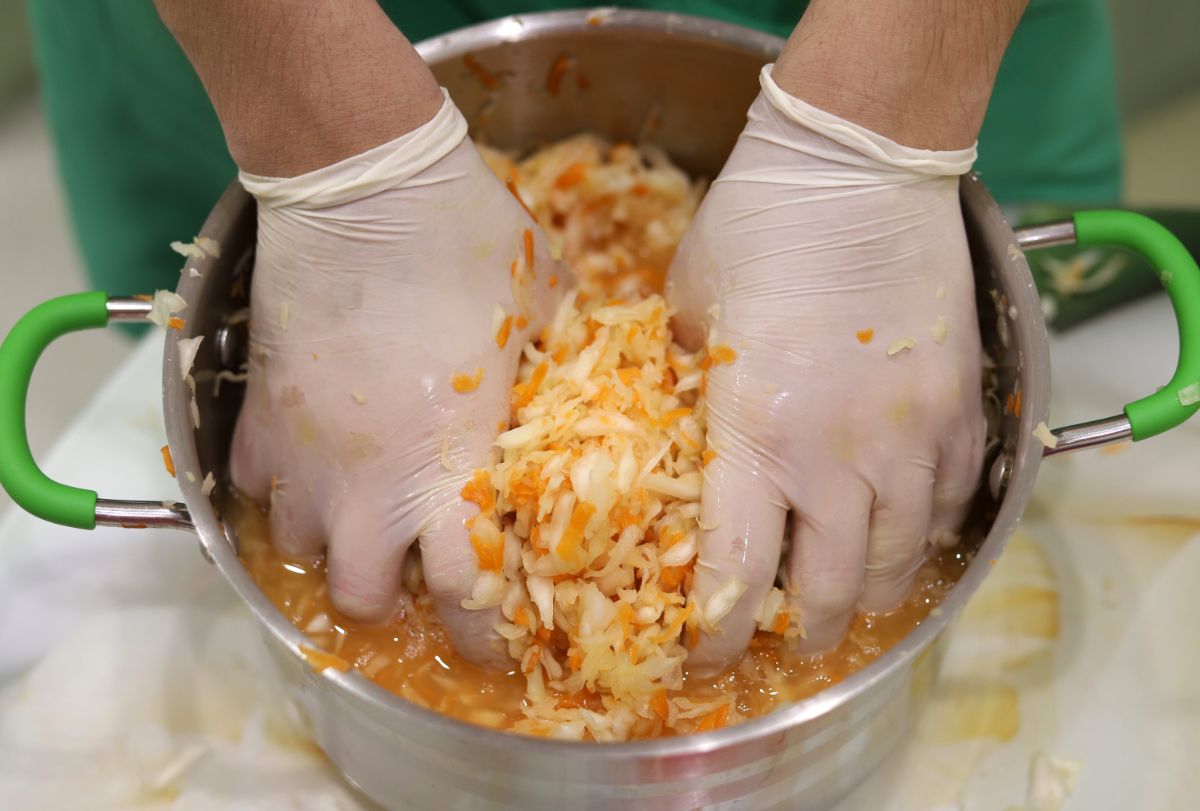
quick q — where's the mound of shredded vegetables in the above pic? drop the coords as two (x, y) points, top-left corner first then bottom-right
(455, 136), (800, 740)
(480, 134), (703, 300)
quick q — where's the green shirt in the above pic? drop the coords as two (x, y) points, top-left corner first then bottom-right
(28, 0), (1121, 295)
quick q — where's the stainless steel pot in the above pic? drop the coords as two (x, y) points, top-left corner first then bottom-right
(3, 10), (1199, 811)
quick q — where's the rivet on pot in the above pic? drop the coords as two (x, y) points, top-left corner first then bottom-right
(214, 321), (249, 371)
(989, 453), (1011, 500)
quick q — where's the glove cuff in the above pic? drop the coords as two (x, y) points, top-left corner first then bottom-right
(758, 64), (976, 177)
(239, 88), (468, 210)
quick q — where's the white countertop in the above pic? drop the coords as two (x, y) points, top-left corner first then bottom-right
(1, 294), (1196, 810)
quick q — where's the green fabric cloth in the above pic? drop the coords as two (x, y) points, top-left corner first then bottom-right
(28, 0), (1122, 296)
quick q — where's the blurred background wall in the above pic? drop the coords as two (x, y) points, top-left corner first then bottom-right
(0, 0), (1197, 513)
(0, 0), (34, 109)
(1108, 0), (1200, 207)
(1109, 0), (1200, 118)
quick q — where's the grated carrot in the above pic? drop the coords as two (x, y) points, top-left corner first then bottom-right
(460, 469), (495, 514)
(554, 162), (588, 190)
(556, 502), (597, 562)
(1013, 388), (1023, 418)
(701, 449), (717, 467)
(160, 445), (176, 477)
(545, 55), (571, 96)
(548, 275), (559, 288)
(617, 602), (634, 646)
(650, 689), (670, 720)
(702, 344), (737, 368)
(654, 602), (693, 643)
(523, 229), (535, 276)
(770, 610), (790, 635)
(659, 528), (684, 549)
(506, 176), (536, 221)
(694, 704), (729, 732)
(300, 645), (351, 673)
(167, 317), (185, 331)
(856, 328), (874, 344)
(496, 315), (514, 349)
(515, 315), (529, 330)
(513, 362), (548, 409)
(658, 407), (692, 427)
(452, 368), (484, 393)
(471, 530), (505, 572)
(659, 565), (687, 590)
(616, 368), (639, 386)
(463, 53), (499, 90)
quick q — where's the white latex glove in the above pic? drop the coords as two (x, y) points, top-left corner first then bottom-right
(230, 92), (558, 667)
(669, 66), (986, 672)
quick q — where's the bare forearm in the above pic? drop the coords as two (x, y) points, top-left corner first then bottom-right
(154, 0), (442, 176)
(774, 0), (1027, 150)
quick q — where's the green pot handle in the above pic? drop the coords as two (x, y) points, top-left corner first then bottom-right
(1016, 210), (1200, 452)
(1075, 211), (1200, 440)
(0, 293), (192, 530)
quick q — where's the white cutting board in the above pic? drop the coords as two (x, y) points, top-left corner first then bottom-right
(0, 295), (1196, 810)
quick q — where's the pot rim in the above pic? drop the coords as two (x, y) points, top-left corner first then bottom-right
(164, 8), (1052, 761)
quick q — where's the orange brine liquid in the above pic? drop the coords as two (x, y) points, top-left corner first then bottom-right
(232, 493), (968, 736)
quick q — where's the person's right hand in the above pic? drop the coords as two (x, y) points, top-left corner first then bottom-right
(668, 66), (987, 674)
(230, 93), (560, 667)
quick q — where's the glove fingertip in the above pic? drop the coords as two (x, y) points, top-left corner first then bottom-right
(686, 453), (788, 674)
(325, 495), (414, 625)
(419, 500), (509, 671)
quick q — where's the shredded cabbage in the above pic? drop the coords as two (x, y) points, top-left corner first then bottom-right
(455, 136), (798, 738)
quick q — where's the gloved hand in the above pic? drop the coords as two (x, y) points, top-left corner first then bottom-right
(669, 66), (986, 673)
(230, 92), (559, 667)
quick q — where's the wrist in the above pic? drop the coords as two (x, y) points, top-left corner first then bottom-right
(758, 66), (976, 176)
(154, 0), (442, 176)
(773, 0), (1026, 150)
(239, 91), (468, 209)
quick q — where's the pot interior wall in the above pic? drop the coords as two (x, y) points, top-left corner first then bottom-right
(424, 14), (777, 178)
